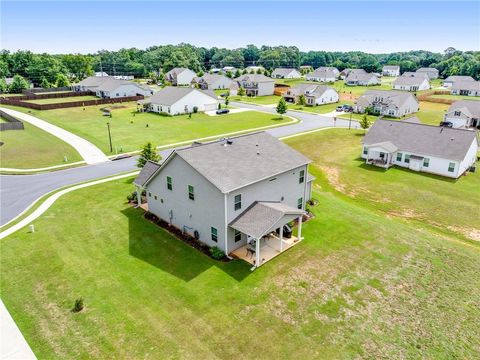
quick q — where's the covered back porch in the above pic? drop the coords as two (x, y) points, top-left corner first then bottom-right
(365, 141), (398, 169)
(229, 201), (306, 270)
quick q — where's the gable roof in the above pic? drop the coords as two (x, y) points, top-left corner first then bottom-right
(383, 65), (400, 70)
(401, 71), (429, 79)
(272, 68), (300, 76)
(444, 75), (475, 83)
(75, 76), (113, 87)
(234, 74), (274, 83)
(357, 90), (418, 108)
(447, 100), (480, 118)
(146, 132), (311, 193)
(229, 201), (305, 239)
(393, 76), (429, 87)
(345, 72), (377, 82)
(315, 66), (339, 73)
(451, 80), (480, 92)
(288, 83), (336, 98)
(96, 78), (139, 92)
(363, 119), (478, 161)
(134, 160), (161, 187)
(147, 86), (216, 105)
(417, 67), (439, 74)
(192, 74), (230, 85)
(306, 69), (336, 79)
(165, 68), (194, 77)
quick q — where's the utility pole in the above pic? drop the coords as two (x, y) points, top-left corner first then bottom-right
(349, 111), (352, 130)
(106, 122), (113, 153)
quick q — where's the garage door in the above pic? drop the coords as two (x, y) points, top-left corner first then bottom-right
(204, 103), (218, 111)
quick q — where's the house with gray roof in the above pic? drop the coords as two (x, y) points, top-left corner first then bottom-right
(191, 74), (232, 90)
(393, 74), (430, 91)
(233, 74), (275, 96)
(345, 72), (379, 86)
(134, 131), (314, 269)
(73, 75), (112, 92)
(443, 76), (475, 88)
(95, 78), (153, 99)
(382, 65), (400, 77)
(141, 86), (218, 115)
(362, 120), (478, 178)
(315, 67), (340, 78)
(340, 68), (366, 80)
(283, 84), (339, 106)
(354, 90), (419, 118)
(271, 68), (301, 79)
(450, 80), (480, 97)
(305, 68), (337, 82)
(164, 68), (197, 86)
(416, 67), (439, 80)
(444, 100), (480, 128)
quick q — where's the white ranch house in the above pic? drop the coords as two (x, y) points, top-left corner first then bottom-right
(141, 86), (218, 115)
(451, 80), (480, 97)
(283, 84), (339, 106)
(305, 69), (336, 82)
(382, 65), (400, 76)
(362, 120), (478, 179)
(271, 68), (302, 79)
(444, 100), (480, 129)
(443, 76), (475, 88)
(415, 67), (439, 80)
(134, 132), (314, 269)
(392, 75), (430, 91)
(354, 90), (419, 118)
(164, 68), (197, 86)
(73, 76), (152, 98)
(345, 72), (379, 86)
(191, 74), (233, 90)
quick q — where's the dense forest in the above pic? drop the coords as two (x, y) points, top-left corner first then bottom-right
(1, 44), (479, 91)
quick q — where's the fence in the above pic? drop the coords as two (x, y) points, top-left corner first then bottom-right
(417, 90), (455, 105)
(1, 91), (93, 101)
(0, 109), (24, 131)
(0, 95), (144, 110)
(22, 86), (72, 95)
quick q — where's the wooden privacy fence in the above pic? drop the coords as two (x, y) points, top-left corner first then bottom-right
(417, 90), (455, 104)
(0, 95), (144, 110)
(1, 91), (93, 101)
(22, 86), (72, 95)
(0, 109), (24, 131)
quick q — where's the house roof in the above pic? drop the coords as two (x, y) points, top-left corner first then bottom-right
(383, 65), (400, 70)
(165, 68), (193, 77)
(315, 66), (339, 72)
(367, 141), (399, 153)
(147, 132), (311, 193)
(146, 86), (216, 106)
(341, 68), (366, 75)
(416, 67), (439, 74)
(272, 68), (299, 76)
(75, 76), (113, 87)
(444, 76), (475, 83)
(393, 76), (429, 87)
(288, 83), (335, 98)
(306, 69), (336, 79)
(192, 74), (230, 85)
(345, 72), (377, 82)
(229, 201), (305, 239)
(401, 71), (429, 79)
(134, 160), (162, 187)
(234, 74), (274, 83)
(451, 80), (480, 92)
(96, 78), (138, 92)
(447, 100), (480, 118)
(357, 90), (418, 108)
(363, 119), (478, 161)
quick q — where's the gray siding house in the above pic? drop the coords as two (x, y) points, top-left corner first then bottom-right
(233, 74), (275, 96)
(354, 90), (419, 117)
(382, 65), (400, 76)
(444, 100), (480, 128)
(134, 132), (314, 269)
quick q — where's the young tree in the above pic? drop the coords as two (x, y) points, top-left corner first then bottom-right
(56, 73), (70, 87)
(137, 142), (161, 168)
(297, 94), (306, 106)
(276, 97), (288, 117)
(238, 86), (246, 96)
(40, 77), (51, 89)
(9, 74), (29, 93)
(234, 69), (241, 78)
(360, 114), (370, 133)
(0, 78), (7, 93)
(197, 70), (204, 77)
(225, 96), (229, 106)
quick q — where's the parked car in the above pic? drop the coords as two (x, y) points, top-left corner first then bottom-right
(219, 93), (229, 97)
(216, 108), (230, 115)
(439, 121), (453, 128)
(342, 105), (353, 112)
(336, 105), (344, 112)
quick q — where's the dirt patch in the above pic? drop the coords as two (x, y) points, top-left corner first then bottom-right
(320, 166), (357, 197)
(339, 93), (359, 101)
(387, 208), (420, 220)
(447, 226), (480, 242)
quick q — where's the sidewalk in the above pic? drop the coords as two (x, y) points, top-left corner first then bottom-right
(0, 107), (108, 165)
(0, 299), (36, 360)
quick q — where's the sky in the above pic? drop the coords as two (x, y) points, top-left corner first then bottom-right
(1, 1), (479, 54)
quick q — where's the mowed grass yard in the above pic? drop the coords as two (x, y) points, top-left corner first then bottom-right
(1, 143), (479, 358)
(24, 95), (99, 104)
(4, 103), (291, 154)
(0, 122), (82, 169)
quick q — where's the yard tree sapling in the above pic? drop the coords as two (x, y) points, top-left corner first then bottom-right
(297, 94), (306, 106)
(360, 114), (370, 133)
(137, 142), (161, 168)
(238, 87), (246, 96)
(276, 97), (288, 117)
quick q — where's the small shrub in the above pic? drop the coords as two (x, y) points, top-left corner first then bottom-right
(193, 106), (198, 113)
(72, 298), (84, 313)
(209, 246), (224, 260)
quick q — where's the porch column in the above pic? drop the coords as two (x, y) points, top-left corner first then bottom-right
(280, 225), (284, 252)
(136, 187), (142, 208)
(255, 237), (260, 267)
(298, 215), (303, 240)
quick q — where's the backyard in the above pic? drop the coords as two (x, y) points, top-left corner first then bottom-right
(23, 95), (99, 104)
(1, 146), (479, 358)
(0, 122), (82, 169)
(3, 103), (292, 154)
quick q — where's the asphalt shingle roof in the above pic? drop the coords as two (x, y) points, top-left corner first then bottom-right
(451, 80), (480, 92)
(147, 86), (216, 106)
(357, 90), (418, 108)
(447, 100), (480, 118)
(134, 160), (161, 187)
(393, 76), (429, 86)
(363, 120), (478, 161)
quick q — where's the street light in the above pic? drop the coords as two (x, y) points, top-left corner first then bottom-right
(106, 122), (113, 153)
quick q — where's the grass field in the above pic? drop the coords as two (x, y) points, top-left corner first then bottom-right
(4, 103), (291, 154)
(429, 94), (480, 101)
(230, 94), (282, 105)
(24, 95), (99, 104)
(1, 132), (479, 358)
(0, 122), (82, 169)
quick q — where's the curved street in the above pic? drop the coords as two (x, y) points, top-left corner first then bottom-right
(1, 103), (356, 226)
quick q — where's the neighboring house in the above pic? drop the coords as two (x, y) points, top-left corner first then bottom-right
(271, 68), (302, 79)
(73, 76), (112, 92)
(443, 75), (475, 88)
(233, 74), (275, 96)
(134, 131), (314, 268)
(315, 67), (340, 78)
(191, 74), (233, 90)
(340, 68), (366, 79)
(95, 72), (109, 77)
(283, 84), (339, 106)
(382, 65), (400, 76)
(95, 78), (153, 99)
(305, 69), (336, 82)
(450, 80), (480, 97)
(392, 75), (430, 91)
(164, 68), (197, 86)
(222, 66), (236, 73)
(354, 90), (419, 118)
(444, 100), (480, 128)
(416, 67), (439, 80)
(229, 82), (239, 96)
(401, 71), (429, 80)
(345, 72), (379, 86)
(361, 119), (478, 178)
(245, 66), (265, 73)
(142, 86), (219, 115)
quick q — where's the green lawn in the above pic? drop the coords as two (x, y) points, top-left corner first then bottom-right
(0, 122), (82, 169)
(429, 94), (480, 101)
(24, 95), (99, 104)
(1, 151), (479, 358)
(230, 94), (281, 105)
(4, 103), (291, 154)
(289, 100), (351, 114)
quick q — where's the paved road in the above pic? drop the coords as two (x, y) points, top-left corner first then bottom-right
(1, 103), (357, 225)
(0, 107), (108, 165)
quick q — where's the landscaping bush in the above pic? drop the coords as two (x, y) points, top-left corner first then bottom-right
(72, 298), (84, 313)
(209, 246), (224, 260)
(193, 106), (198, 113)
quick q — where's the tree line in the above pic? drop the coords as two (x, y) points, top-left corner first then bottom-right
(1, 45), (479, 93)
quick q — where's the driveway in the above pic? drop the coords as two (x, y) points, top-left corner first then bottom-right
(0, 107), (109, 165)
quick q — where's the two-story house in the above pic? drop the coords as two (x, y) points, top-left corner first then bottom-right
(392, 74), (430, 91)
(354, 90), (419, 118)
(134, 132), (314, 269)
(233, 74), (275, 96)
(382, 65), (400, 77)
(191, 74), (233, 90)
(164, 68), (197, 86)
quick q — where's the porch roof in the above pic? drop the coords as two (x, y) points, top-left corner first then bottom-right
(367, 141), (398, 153)
(229, 201), (305, 240)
